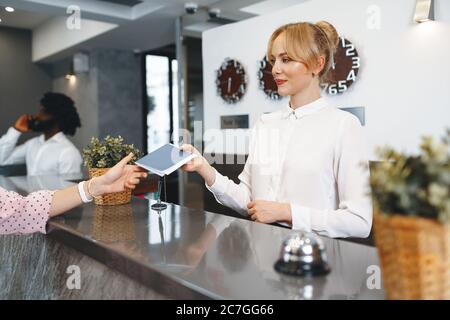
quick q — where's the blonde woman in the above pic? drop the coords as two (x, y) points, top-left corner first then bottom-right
(0, 153), (147, 235)
(182, 21), (372, 238)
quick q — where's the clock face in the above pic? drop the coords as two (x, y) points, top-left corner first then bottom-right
(321, 37), (360, 95)
(258, 56), (283, 100)
(216, 58), (247, 104)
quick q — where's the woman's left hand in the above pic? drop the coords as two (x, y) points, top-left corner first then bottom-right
(90, 153), (148, 196)
(247, 200), (292, 224)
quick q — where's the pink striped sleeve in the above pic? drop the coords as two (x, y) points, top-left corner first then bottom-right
(0, 187), (55, 235)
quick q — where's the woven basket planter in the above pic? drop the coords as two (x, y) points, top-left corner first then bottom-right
(88, 168), (131, 206)
(374, 211), (450, 299)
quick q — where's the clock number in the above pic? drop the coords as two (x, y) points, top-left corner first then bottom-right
(338, 80), (348, 92)
(328, 84), (338, 95)
(345, 44), (355, 57)
(347, 69), (356, 82)
(352, 56), (360, 69)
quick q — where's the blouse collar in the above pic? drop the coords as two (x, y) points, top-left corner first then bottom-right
(283, 97), (328, 119)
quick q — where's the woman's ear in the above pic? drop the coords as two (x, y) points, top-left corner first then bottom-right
(313, 55), (326, 76)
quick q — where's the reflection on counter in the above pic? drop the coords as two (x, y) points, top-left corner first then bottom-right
(92, 204), (136, 243)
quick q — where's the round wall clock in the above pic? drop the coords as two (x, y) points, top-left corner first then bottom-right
(215, 58), (247, 104)
(321, 37), (360, 95)
(258, 56), (282, 100)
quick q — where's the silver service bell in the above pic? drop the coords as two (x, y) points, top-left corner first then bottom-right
(274, 232), (330, 277)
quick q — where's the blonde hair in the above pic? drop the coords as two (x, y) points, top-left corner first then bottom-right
(267, 21), (339, 84)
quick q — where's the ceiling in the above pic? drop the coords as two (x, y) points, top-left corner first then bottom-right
(0, 8), (53, 29)
(0, 0), (301, 62)
(96, 0), (145, 6)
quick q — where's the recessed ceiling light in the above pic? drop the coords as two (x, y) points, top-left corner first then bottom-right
(5, 7), (15, 13)
(414, 0), (434, 23)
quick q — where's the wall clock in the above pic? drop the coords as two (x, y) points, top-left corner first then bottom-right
(258, 56), (282, 100)
(216, 58), (247, 104)
(321, 37), (360, 95)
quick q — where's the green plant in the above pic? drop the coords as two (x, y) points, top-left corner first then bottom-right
(83, 135), (142, 169)
(370, 129), (450, 223)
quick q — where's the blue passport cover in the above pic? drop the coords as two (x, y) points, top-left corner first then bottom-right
(135, 144), (194, 174)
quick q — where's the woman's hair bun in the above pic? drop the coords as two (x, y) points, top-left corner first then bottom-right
(315, 21), (339, 54)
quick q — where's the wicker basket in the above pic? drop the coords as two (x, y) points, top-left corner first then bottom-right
(374, 211), (450, 299)
(88, 168), (131, 205)
(92, 204), (135, 242)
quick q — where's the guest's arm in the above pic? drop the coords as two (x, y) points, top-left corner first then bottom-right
(49, 153), (146, 217)
(0, 153), (147, 235)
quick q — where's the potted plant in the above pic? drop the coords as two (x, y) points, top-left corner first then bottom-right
(83, 135), (142, 205)
(370, 129), (450, 299)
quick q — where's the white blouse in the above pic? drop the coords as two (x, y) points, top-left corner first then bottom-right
(206, 97), (373, 238)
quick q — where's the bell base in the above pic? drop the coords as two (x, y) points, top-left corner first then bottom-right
(274, 260), (330, 277)
(151, 203), (167, 211)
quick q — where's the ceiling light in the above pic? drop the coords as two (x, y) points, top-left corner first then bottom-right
(65, 62), (76, 81)
(414, 0), (434, 23)
(5, 7), (14, 13)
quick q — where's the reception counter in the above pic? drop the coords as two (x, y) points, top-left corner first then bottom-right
(0, 175), (385, 299)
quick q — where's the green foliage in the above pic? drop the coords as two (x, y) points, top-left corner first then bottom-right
(83, 135), (142, 169)
(370, 129), (450, 224)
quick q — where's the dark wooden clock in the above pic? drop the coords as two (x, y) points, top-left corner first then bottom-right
(216, 58), (247, 104)
(258, 56), (283, 100)
(321, 37), (360, 95)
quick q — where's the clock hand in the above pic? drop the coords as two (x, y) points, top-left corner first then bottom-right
(227, 78), (232, 93)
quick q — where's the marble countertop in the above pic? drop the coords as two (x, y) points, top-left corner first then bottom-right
(0, 175), (385, 299)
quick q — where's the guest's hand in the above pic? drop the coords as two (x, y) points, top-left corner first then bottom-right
(247, 200), (292, 224)
(14, 114), (31, 133)
(89, 153), (148, 196)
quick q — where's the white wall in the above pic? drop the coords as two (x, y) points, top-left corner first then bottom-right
(32, 16), (117, 62)
(53, 71), (99, 153)
(202, 0), (450, 158)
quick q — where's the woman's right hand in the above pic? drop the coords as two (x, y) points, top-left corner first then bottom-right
(180, 144), (206, 173)
(180, 144), (216, 186)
